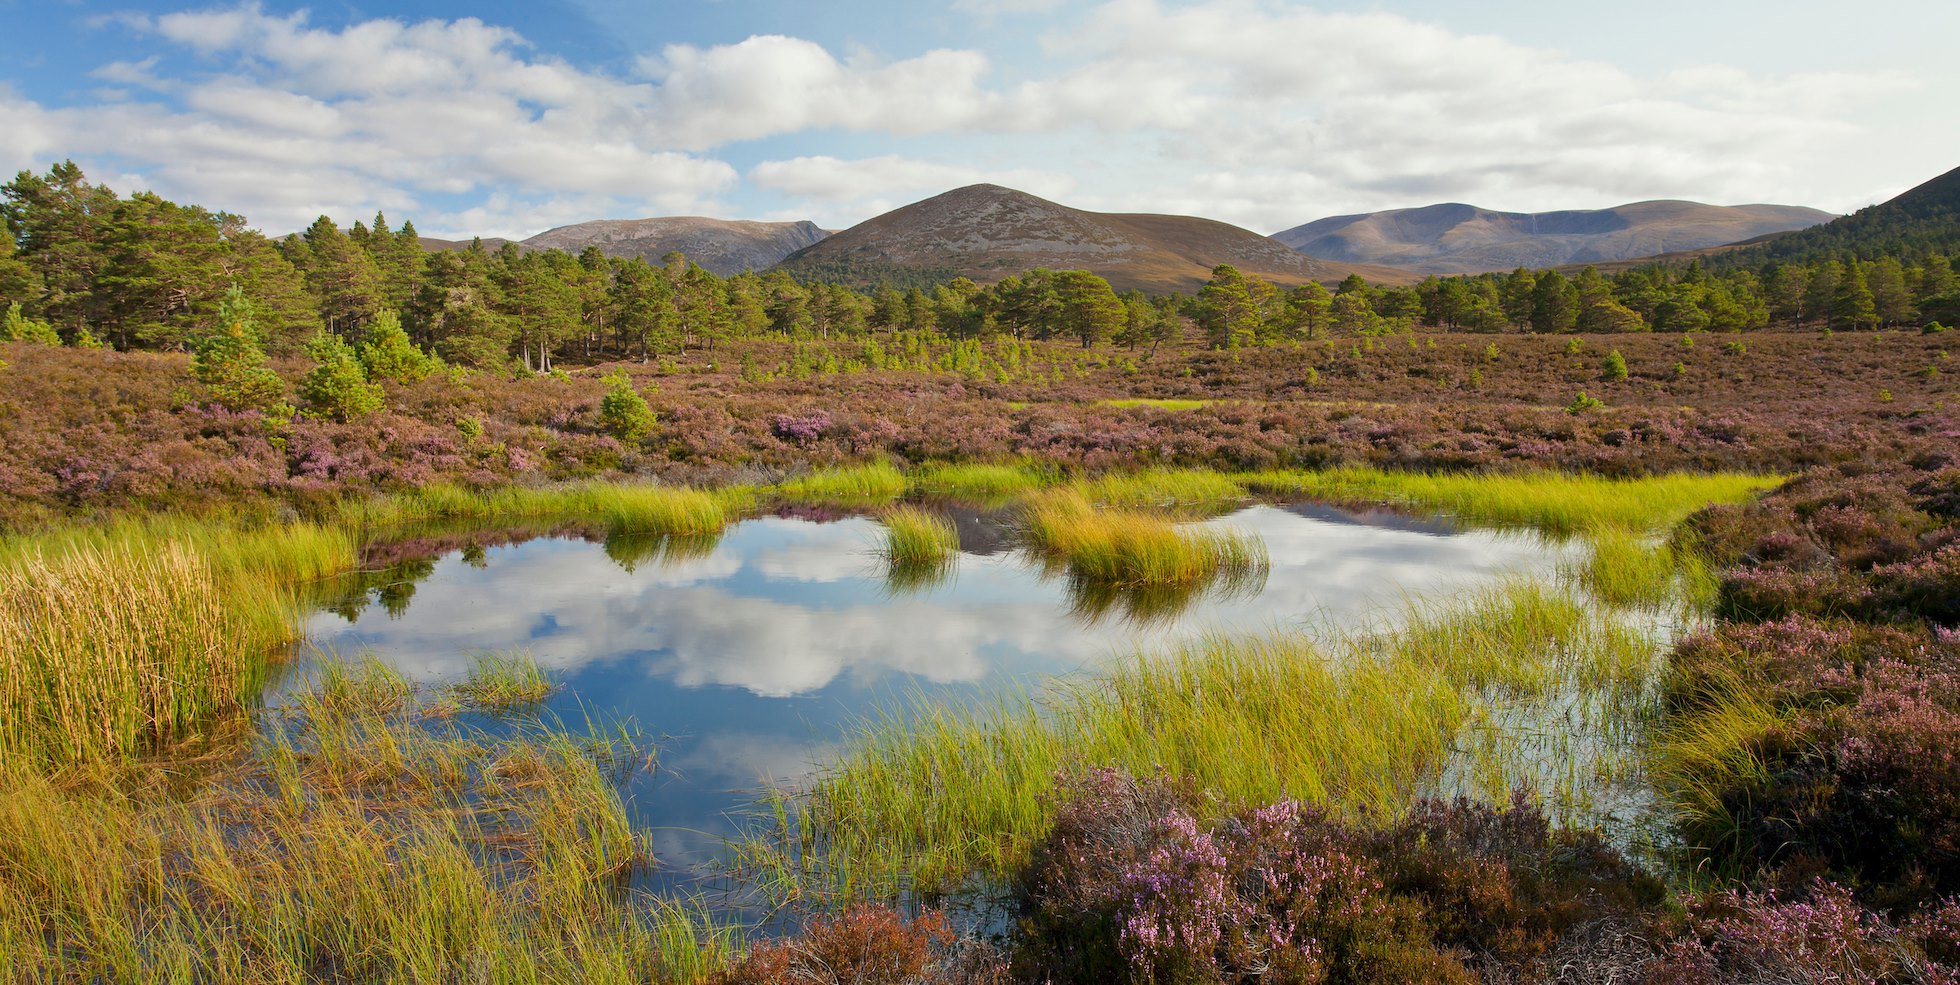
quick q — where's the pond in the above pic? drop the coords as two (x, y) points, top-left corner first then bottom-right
(300, 501), (1570, 885)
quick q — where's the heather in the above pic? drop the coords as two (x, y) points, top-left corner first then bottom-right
(3, 329), (1954, 528)
(1659, 456), (1960, 912)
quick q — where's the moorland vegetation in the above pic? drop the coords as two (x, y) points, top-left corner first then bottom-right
(3, 158), (1960, 982)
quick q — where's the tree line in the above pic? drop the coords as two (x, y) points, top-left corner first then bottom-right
(5, 162), (1956, 375)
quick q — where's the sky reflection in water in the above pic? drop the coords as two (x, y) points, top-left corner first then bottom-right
(303, 503), (1565, 876)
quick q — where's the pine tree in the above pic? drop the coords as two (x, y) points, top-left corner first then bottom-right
(1830, 262), (1879, 330)
(299, 330), (385, 421)
(598, 370), (656, 442)
(192, 286), (289, 414)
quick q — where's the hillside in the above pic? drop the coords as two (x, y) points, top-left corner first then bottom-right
(418, 235), (515, 253)
(1709, 164), (1960, 267)
(418, 218), (828, 276)
(774, 184), (1413, 293)
(1274, 200), (1831, 275)
(519, 217), (829, 276)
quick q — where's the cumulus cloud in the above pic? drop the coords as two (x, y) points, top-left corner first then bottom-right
(2, 6), (739, 236)
(3, 0), (1935, 237)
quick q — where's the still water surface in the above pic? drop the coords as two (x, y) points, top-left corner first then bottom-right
(302, 502), (1567, 879)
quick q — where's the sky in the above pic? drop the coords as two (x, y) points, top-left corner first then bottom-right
(3, 0), (1957, 240)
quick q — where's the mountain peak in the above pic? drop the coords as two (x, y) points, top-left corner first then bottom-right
(778, 186), (1411, 293)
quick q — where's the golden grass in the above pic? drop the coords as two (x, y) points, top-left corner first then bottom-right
(1099, 398), (1213, 411)
(1020, 489), (1267, 588)
(772, 462), (909, 506)
(774, 581), (1654, 897)
(907, 461), (1058, 501)
(0, 662), (731, 983)
(0, 542), (272, 767)
(1069, 468), (1247, 511)
(343, 482), (746, 536)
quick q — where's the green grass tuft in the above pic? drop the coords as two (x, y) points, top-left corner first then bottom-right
(773, 462), (909, 506)
(1241, 466), (1780, 537)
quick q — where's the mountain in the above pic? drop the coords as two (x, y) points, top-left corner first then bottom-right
(1274, 201), (1833, 276)
(417, 235), (515, 253)
(1707, 164), (1960, 267)
(417, 218), (829, 276)
(774, 184), (1414, 293)
(519, 217), (830, 276)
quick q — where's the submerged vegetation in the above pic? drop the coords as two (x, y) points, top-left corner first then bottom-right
(0, 658), (735, 983)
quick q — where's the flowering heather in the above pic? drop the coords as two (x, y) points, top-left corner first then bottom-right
(770, 410), (833, 446)
(1647, 880), (1951, 984)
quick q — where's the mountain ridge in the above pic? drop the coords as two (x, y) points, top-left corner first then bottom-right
(1274, 200), (1833, 275)
(775, 183), (1415, 292)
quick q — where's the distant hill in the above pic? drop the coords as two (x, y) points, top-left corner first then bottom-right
(418, 218), (829, 276)
(520, 217), (829, 276)
(1273, 201), (1832, 276)
(418, 235), (515, 253)
(1706, 164), (1960, 267)
(774, 184), (1414, 293)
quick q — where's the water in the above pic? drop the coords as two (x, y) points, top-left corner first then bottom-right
(301, 501), (1566, 882)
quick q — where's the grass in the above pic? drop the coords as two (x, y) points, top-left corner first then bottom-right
(0, 541), (287, 768)
(774, 581), (1653, 897)
(1020, 489), (1267, 588)
(1099, 398), (1213, 411)
(0, 659), (733, 983)
(342, 482), (746, 536)
(1649, 665), (1785, 865)
(879, 505), (961, 567)
(772, 462), (909, 506)
(1069, 468), (1247, 511)
(453, 650), (558, 712)
(1241, 466), (1781, 537)
(907, 461), (1058, 501)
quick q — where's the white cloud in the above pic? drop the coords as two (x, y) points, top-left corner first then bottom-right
(637, 36), (1000, 150)
(7, 0), (1942, 237)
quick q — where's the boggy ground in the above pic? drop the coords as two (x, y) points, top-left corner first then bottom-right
(1, 327), (1954, 527)
(4, 327), (1960, 983)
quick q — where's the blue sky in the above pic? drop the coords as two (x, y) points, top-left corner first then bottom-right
(4, 0), (1956, 239)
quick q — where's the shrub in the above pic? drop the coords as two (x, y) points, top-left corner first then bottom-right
(298, 330), (385, 422)
(1567, 391), (1606, 414)
(713, 905), (1002, 985)
(598, 371), (657, 443)
(1646, 880), (1950, 984)
(1, 302), (61, 345)
(1603, 349), (1629, 381)
(771, 411), (833, 446)
(1012, 770), (1666, 984)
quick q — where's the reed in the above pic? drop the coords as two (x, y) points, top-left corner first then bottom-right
(1069, 467), (1247, 511)
(1020, 489), (1268, 588)
(0, 542), (269, 767)
(0, 662), (733, 983)
(1649, 665), (1785, 862)
(790, 582), (1640, 896)
(453, 650), (557, 712)
(772, 462), (909, 506)
(1241, 466), (1780, 537)
(343, 482), (745, 536)
(879, 505), (960, 567)
(907, 461), (1058, 501)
